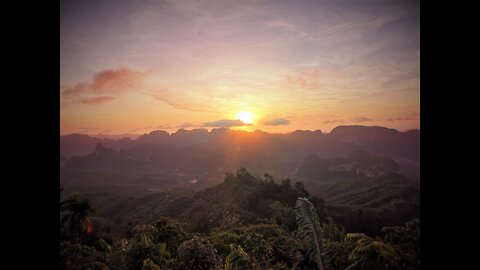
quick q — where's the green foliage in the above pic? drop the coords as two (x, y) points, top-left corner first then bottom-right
(175, 236), (222, 270)
(294, 197), (325, 270)
(152, 217), (187, 255)
(210, 231), (242, 257)
(105, 239), (130, 270)
(382, 219), (420, 270)
(141, 259), (161, 270)
(60, 241), (107, 270)
(59, 168), (418, 270)
(322, 217), (345, 243)
(269, 262), (290, 270)
(344, 233), (400, 270)
(212, 224), (303, 269)
(106, 227), (172, 270)
(225, 244), (254, 270)
(197, 169), (310, 228)
(322, 241), (350, 270)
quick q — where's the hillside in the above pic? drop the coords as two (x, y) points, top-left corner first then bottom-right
(63, 167), (418, 240)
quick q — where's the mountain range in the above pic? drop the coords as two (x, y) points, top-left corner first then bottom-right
(61, 125), (419, 161)
(60, 125), (420, 241)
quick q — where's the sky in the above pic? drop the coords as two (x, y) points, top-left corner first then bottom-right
(60, 0), (419, 135)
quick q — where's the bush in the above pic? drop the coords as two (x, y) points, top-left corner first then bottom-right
(225, 244), (254, 270)
(60, 241), (107, 270)
(152, 217), (187, 255)
(175, 236), (222, 270)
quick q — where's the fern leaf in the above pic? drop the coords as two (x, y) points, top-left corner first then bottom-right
(295, 197), (325, 270)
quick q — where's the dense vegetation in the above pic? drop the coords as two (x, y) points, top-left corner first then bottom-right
(60, 168), (419, 269)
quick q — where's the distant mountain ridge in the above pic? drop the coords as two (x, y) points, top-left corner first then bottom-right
(61, 125), (420, 162)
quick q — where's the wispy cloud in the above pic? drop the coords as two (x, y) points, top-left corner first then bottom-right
(155, 124), (174, 130)
(129, 125), (154, 133)
(385, 116), (412, 122)
(351, 117), (374, 122)
(202, 119), (251, 127)
(79, 96), (116, 104)
(285, 67), (321, 89)
(323, 117), (375, 124)
(262, 118), (291, 126)
(176, 122), (201, 128)
(77, 127), (98, 131)
(145, 90), (216, 112)
(322, 119), (344, 124)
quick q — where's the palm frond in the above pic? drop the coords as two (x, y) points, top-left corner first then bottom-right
(295, 197), (325, 270)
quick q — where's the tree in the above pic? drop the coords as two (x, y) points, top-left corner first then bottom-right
(60, 241), (107, 270)
(141, 259), (161, 270)
(322, 217), (345, 244)
(294, 182), (309, 198)
(294, 197), (325, 270)
(175, 236), (222, 270)
(225, 244), (254, 270)
(344, 233), (400, 270)
(106, 227), (172, 270)
(61, 193), (95, 242)
(382, 219), (420, 270)
(152, 217), (187, 256)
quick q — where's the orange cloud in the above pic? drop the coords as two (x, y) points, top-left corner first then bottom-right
(90, 68), (145, 94)
(61, 67), (147, 104)
(79, 96), (116, 104)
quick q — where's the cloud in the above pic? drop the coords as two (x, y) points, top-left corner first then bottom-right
(322, 119), (344, 124)
(202, 119), (251, 127)
(77, 127), (98, 131)
(285, 67), (321, 89)
(385, 116), (413, 122)
(262, 118), (290, 126)
(62, 67), (147, 104)
(146, 91), (216, 112)
(155, 124), (174, 130)
(129, 125), (154, 132)
(323, 117), (375, 124)
(176, 122), (201, 128)
(351, 117), (374, 122)
(79, 96), (116, 104)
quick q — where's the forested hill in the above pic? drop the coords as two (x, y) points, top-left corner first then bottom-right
(61, 168), (419, 270)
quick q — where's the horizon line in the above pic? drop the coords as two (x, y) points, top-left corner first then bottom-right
(60, 124), (421, 138)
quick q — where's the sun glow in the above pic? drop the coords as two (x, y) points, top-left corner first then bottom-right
(236, 111), (254, 124)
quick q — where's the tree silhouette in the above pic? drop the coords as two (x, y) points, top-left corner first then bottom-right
(60, 193), (95, 242)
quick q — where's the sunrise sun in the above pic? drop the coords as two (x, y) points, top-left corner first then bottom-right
(236, 111), (254, 124)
